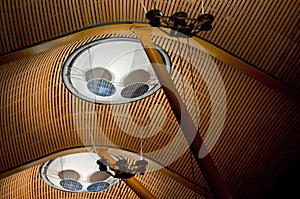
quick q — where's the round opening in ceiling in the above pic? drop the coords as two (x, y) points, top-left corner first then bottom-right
(40, 152), (121, 193)
(62, 37), (171, 104)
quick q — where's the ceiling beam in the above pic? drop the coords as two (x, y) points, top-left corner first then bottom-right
(134, 27), (232, 199)
(159, 168), (213, 198)
(122, 178), (157, 199)
(192, 37), (300, 103)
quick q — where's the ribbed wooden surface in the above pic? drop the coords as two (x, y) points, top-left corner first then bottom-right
(0, 31), (210, 187)
(213, 60), (300, 197)
(0, 164), (204, 199)
(1, 0), (299, 90)
(0, 164), (139, 199)
(1, 27), (300, 198)
(198, 0), (300, 90)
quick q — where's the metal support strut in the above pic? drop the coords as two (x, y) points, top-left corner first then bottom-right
(134, 27), (232, 199)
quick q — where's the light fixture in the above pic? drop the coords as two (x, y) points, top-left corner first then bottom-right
(146, 10), (214, 37)
(40, 147), (162, 192)
(40, 152), (121, 192)
(62, 37), (171, 104)
(96, 158), (148, 179)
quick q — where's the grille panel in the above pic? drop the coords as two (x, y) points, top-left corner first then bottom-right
(87, 79), (116, 97)
(60, 180), (83, 191)
(121, 82), (149, 99)
(87, 182), (110, 192)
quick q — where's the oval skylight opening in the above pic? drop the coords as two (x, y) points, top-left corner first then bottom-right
(62, 37), (171, 104)
(40, 152), (121, 193)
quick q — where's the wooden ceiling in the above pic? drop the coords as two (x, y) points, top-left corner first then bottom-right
(1, 0), (299, 198)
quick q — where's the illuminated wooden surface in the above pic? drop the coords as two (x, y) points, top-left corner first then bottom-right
(0, 164), (204, 199)
(1, 0), (299, 90)
(1, 28), (299, 198)
(0, 1), (300, 197)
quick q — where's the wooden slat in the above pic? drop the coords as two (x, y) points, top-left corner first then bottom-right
(0, 30), (293, 199)
(0, 0), (298, 92)
(0, 2), (300, 198)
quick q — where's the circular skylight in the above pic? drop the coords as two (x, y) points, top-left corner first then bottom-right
(62, 37), (171, 104)
(40, 152), (121, 193)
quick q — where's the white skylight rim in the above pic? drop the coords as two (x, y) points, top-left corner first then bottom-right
(40, 152), (121, 193)
(62, 37), (171, 104)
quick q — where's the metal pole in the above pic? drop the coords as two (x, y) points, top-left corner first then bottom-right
(134, 28), (232, 199)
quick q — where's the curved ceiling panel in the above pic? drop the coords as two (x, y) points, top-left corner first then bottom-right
(0, 164), (205, 199)
(1, 0), (299, 90)
(1, 25), (300, 198)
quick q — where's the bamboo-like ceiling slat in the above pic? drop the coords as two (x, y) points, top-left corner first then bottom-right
(1, 164), (205, 199)
(1, 0), (300, 198)
(1, 27), (299, 198)
(1, 0), (299, 90)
